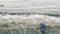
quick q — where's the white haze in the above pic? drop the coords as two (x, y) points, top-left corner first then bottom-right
(0, 0), (60, 8)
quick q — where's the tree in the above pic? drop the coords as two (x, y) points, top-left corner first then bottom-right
(0, 4), (4, 7)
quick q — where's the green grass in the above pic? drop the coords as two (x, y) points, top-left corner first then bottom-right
(0, 23), (60, 34)
(0, 8), (60, 16)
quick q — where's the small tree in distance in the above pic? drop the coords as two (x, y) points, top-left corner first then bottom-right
(0, 4), (4, 7)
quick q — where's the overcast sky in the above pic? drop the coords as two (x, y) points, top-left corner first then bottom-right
(0, 0), (60, 8)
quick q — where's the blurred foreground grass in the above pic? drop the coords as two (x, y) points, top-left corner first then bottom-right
(0, 23), (60, 34)
(0, 15), (60, 34)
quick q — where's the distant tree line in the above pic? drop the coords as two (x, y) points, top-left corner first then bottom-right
(0, 12), (60, 17)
